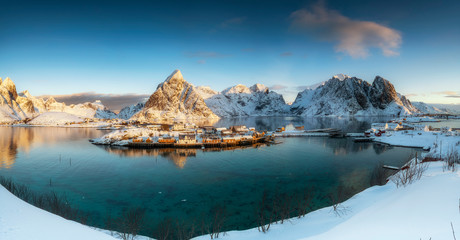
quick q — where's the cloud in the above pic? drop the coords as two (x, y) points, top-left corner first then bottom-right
(280, 52), (293, 57)
(197, 60), (206, 64)
(220, 17), (247, 28)
(404, 93), (418, 97)
(38, 92), (150, 112)
(270, 84), (288, 90)
(432, 91), (458, 96)
(445, 95), (460, 98)
(289, 2), (402, 58)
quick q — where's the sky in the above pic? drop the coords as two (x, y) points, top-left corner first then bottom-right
(1, 0), (459, 110)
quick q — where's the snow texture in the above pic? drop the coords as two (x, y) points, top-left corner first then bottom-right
(0, 77), (116, 124)
(0, 185), (117, 240)
(201, 83), (290, 117)
(291, 75), (418, 116)
(118, 102), (145, 119)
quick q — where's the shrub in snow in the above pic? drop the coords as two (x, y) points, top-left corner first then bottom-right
(105, 207), (146, 240)
(328, 185), (354, 217)
(391, 161), (428, 188)
(443, 148), (460, 172)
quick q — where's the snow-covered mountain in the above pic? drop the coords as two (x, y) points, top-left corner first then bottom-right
(131, 70), (219, 122)
(412, 102), (449, 114)
(291, 75), (418, 116)
(118, 102), (145, 119)
(2, 72), (451, 124)
(0, 77), (116, 124)
(197, 83), (289, 117)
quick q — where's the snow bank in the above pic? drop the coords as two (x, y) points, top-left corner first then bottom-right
(28, 112), (83, 126)
(192, 161), (460, 240)
(372, 128), (459, 151)
(0, 186), (116, 240)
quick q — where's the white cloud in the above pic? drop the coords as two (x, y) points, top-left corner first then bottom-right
(290, 3), (402, 58)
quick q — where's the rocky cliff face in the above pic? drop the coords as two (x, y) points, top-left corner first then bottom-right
(131, 70), (219, 122)
(291, 75), (417, 116)
(199, 84), (289, 117)
(0, 77), (34, 122)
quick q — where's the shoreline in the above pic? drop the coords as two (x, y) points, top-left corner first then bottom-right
(1, 126), (459, 240)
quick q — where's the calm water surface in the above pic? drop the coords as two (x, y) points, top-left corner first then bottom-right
(0, 117), (424, 237)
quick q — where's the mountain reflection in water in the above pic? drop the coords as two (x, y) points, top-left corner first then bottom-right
(98, 143), (271, 169)
(0, 127), (106, 169)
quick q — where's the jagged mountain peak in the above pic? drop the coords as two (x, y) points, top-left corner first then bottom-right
(222, 84), (252, 95)
(133, 70), (219, 121)
(159, 69), (183, 85)
(46, 96), (57, 104)
(21, 90), (33, 98)
(1, 77), (18, 99)
(250, 83), (268, 93)
(222, 83), (269, 95)
(332, 74), (350, 81)
(292, 75), (416, 116)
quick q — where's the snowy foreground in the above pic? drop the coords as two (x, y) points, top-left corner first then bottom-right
(193, 161), (460, 240)
(1, 129), (460, 240)
(0, 186), (116, 240)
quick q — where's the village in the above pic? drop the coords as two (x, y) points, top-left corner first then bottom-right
(90, 115), (460, 151)
(91, 122), (275, 148)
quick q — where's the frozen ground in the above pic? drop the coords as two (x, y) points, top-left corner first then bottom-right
(0, 186), (117, 240)
(28, 112), (83, 126)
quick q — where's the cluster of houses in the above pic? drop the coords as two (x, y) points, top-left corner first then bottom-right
(130, 124), (271, 146)
(366, 122), (459, 137)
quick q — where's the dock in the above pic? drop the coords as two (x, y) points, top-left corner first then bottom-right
(383, 165), (400, 170)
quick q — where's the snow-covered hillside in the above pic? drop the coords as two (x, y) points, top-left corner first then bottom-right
(0, 77), (116, 124)
(291, 75), (418, 116)
(412, 101), (449, 114)
(198, 83), (289, 117)
(131, 70), (219, 122)
(28, 112), (84, 126)
(118, 102), (145, 119)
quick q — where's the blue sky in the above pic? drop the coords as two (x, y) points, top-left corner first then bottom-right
(1, 0), (459, 109)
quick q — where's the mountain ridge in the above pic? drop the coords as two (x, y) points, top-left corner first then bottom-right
(0, 72), (451, 124)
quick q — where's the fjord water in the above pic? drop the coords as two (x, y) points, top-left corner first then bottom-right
(0, 117), (422, 237)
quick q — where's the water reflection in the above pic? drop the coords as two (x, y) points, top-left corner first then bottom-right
(99, 146), (197, 168)
(98, 143), (270, 168)
(212, 116), (393, 132)
(303, 137), (375, 156)
(0, 127), (107, 169)
(373, 143), (394, 155)
(0, 127), (34, 168)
